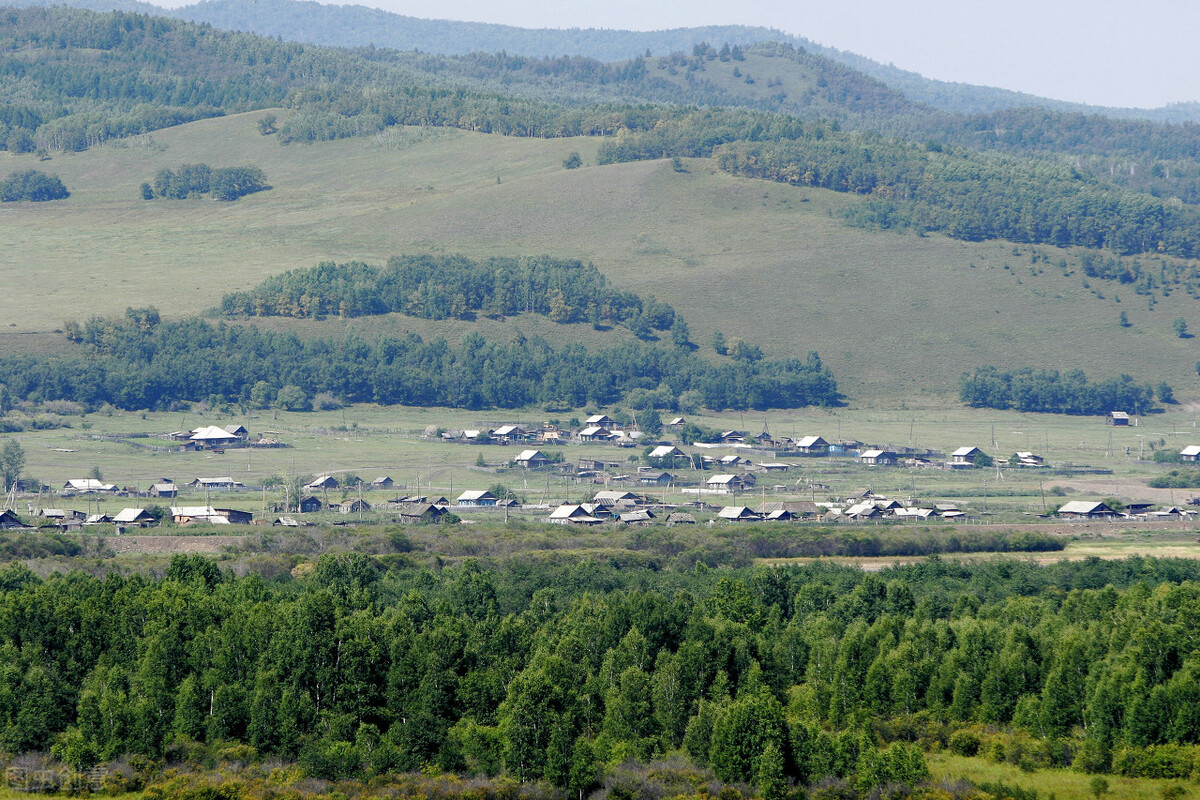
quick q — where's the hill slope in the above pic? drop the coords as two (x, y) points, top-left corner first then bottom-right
(3, 113), (1199, 402)
(6, 0), (1200, 121)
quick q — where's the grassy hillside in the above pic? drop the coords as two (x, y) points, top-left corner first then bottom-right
(4, 111), (1200, 403)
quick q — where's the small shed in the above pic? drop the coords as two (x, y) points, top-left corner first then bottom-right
(1107, 412), (1130, 426)
(372, 476), (395, 489)
(666, 511), (696, 525)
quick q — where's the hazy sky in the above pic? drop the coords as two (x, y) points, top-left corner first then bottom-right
(155, 0), (1200, 109)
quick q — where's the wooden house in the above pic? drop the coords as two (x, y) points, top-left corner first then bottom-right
(1181, 446), (1200, 462)
(666, 511), (696, 525)
(457, 490), (499, 507)
(305, 475), (340, 490)
(339, 499), (371, 514)
(513, 449), (550, 468)
(113, 508), (156, 526)
(705, 474), (745, 493)
(1056, 500), (1116, 518)
(0, 509), (26, 529)
(1107, 411), (1130, 426)
(372, 476), (395, 489)
(858, 449), (897, 466)
(585, 414), (616, 427)
(149, 479), (178, 498)
(950, 447), (985, 467)
(717, 506), (761, 521)
(548, 504), (603, 525)
(794, 435), (829, 455)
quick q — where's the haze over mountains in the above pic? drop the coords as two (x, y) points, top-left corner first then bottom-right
(7, 0), (1200, 122)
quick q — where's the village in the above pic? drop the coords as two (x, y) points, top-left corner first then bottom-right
(3, 407), (1198, 533)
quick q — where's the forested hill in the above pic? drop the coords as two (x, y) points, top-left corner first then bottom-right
(9, 0), (1200, 123)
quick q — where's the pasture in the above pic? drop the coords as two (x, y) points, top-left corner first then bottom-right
(3, 113), (1200, 402)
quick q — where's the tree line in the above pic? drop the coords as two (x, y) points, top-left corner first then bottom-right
(959, 366), (1161, 415)
(2, 553), (1200, 795)
(0, 308), (838, 412)
(220, 256), (672, 332)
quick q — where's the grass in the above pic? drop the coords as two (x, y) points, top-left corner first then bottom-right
(4, 113), (1200, 402)
(929, 752), (1196, 800)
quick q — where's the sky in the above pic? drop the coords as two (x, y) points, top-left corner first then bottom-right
(152, 0), (1200, 109)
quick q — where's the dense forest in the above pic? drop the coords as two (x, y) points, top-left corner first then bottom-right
(958, 367), (1163, 415)
(0, 307), (838, 411)
(3, 554), (1200, 797)
(220, 256), (675, 334)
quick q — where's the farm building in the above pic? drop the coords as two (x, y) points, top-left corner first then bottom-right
(84, 513), (113, 525)
(0, 509), (26, 529)
(638, 471), (673, 485)
(763, 509), (795, 521)
(618, 509), (657, 524)
(457, 490), (499, 507)
(859, 450), (897, 466)
(41, 509), (85, 521)
(189, 477), (244, 490)
(648, 445), (688, 461)
(1107, 412), (1130, 426)
(585, 414), (616, 427)
(150, 480), (178, 498)
(63, 479), (118, 493)
(758, 501), (819, 518)
(1013, 452), (1046, 467)
(372, 476), (395, 489)
(667, 417), (686, 427)
(666, 511), (696, 525)
(1057, 501), (1116, 518)
(719, 430), (747, 444)
(592, 490), (640, 504)
(398, 503), (449, 523)
(1181, 446), (1200, 462)
(189, 426), (241, 447)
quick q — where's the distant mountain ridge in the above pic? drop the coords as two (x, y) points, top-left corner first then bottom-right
(5, 0), (1199, 122)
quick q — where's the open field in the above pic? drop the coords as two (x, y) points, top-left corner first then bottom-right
(4, 113), (1200, 401)
(930, 753), (1197, 800)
